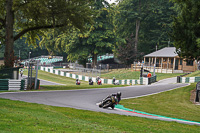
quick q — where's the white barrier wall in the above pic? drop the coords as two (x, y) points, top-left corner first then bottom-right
(60, 71), (64, 76)
(39, 66), (154, 85)
(9, 80), (21, 90)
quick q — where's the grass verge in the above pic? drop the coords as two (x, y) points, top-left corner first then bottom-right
(24, 70), (79, 85)
(22, 70), (126, 90)
(120, 83), (200, 122)
(0, 96), (200, 132)
(185, 70), (200, 77)
(23, 69), (183, 85)
(100, 69), (183, 81)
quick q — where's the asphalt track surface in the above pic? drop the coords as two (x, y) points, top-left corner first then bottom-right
(0, 78), (199, 126)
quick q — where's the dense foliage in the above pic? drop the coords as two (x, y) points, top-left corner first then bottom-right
(115, 0), (175, 58)
(115, 34), (136, 65)
(1, 0), (199, 67)
(0, 0), (94, 67)
(171, 0), (200, 61)
(40, 0), (116, 67)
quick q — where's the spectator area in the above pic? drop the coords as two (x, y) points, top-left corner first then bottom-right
(88, 55), (114, 62)
(21, 56), (63, 65)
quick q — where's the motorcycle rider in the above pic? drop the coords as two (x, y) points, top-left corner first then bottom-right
(96, 76), (100, 83)
(89, 78), (93, 85)
(102, 92), (122, 109)
(113, 77), (116, 85)
(96, 76), (102, 85)
(20, 69), (23, 77)
(76, 78), (80, 85)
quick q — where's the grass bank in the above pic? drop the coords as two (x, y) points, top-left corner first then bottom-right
(0, 94), (200, 132)
(22, 70), (126, 90)
(120, 83), (200, 122)
(24, 69), (183, 84)
(24, 70), (79, 85)
(185, 70), (200, 77)
(100, 69), (183, 81)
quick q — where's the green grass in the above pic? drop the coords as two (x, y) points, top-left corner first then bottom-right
(100, 69), (183, 81)
(155, 73), (184, 81)
(185, 70), (200, 77)
(23, 70), (126, 90)
(3, 69), (197, 132)
(24, 69), (184, 84)
(24, 70), (78, 85)
(22, 69), (185, 91)
(101, 69), (140, 79)
(1, 84), (200, 132)
(120, 83), (200, 122)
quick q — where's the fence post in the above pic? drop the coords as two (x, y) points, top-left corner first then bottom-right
(177, 76), (180, 83)
(195, 81), (200, 102)
(148, 77), (151, 85)
(196, 90), (199, 102)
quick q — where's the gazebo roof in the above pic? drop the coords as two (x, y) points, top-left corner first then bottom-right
(144, 47), (178, 58)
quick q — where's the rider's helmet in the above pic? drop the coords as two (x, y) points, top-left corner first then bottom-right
(117, 92), (121, 97)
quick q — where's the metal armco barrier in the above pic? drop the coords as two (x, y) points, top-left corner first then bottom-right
(148, 75), (157, 85)
(0, 79), (9, 90)
(0, 79), (25, 91)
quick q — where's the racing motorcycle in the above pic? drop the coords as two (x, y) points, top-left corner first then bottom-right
(99, 95), (118, 109)
(97, 79), (102, 85)
(76, 80), (80, 85)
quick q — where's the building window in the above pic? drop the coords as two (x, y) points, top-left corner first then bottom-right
(171, 59), (173, 65)
(186, 60), (193, 66)
(180, 59), (182, 65)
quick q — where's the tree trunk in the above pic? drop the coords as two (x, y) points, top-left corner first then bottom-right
(92, 53), (97, 68)
(4, 0), (14, 68)
(134, 0), (141, 58)
(135, 19), (140, 56)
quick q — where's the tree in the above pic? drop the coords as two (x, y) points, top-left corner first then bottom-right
(68, 6), (116, 68)
(39, 29), (68, 61)
(115, 0), (175, 57)
(171, 0), (200, 61)
(41, 0), (116, 68)
(115, 34), (136, 65)
(115, 0), (143, 55)
(14, 37), (49, 60)
(0, 0), (94, 68)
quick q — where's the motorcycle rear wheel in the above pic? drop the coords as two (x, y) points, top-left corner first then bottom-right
(103, 101), (113, 108)
(99, 102), (103, 108)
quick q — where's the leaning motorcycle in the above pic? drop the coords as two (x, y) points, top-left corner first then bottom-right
(76, 80), (80, 85)
(99, 96), (118, 109)
(97, 79), (102, 85)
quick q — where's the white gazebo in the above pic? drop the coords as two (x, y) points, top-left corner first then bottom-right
(142, 47), (197, 73)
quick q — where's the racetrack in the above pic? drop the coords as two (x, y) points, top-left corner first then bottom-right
(1, 80), (198, 126)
